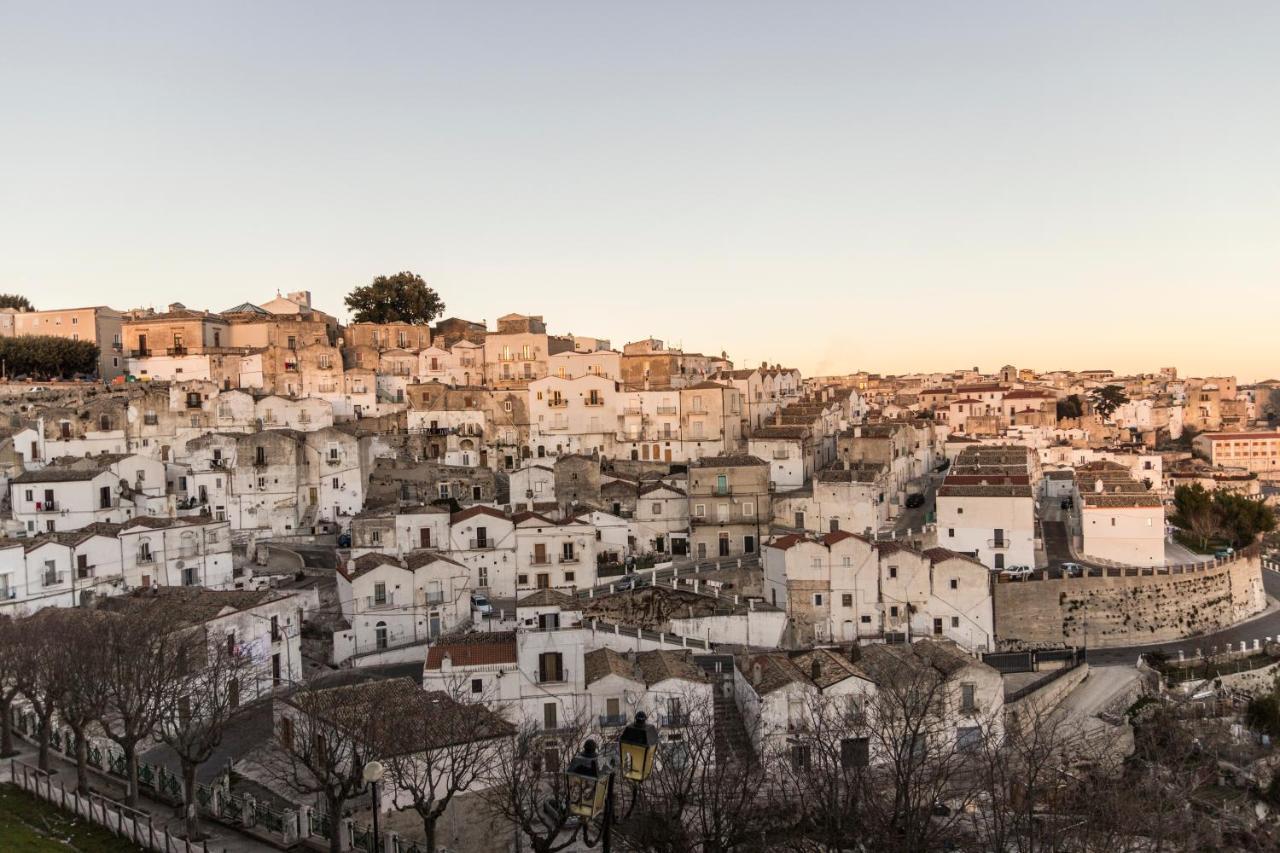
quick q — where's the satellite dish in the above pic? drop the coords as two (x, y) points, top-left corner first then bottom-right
(175, 560), (185, 570)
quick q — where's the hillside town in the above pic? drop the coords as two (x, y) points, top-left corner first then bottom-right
(2, 280), (1280, 853)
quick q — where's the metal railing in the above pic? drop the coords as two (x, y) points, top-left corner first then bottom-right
(987, 538), (1009, 549)
(365, 593), (396, 609)
(599, 713), (628, 727)
(468, 539), (494, 550)
(43, 572), (66, 587)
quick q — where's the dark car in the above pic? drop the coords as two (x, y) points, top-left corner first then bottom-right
(905, 493), (926, 509)
(615, 574), (649, 591)
(337, 532), (351, 548)
(1060, 498), (1074, 510)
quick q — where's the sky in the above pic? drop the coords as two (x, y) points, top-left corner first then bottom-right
(2, 2), (1278, 381)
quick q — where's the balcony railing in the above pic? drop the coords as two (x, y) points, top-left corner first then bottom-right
(988, 539), (1009, 550)
(424, 591), (444, 606)
(559, 554), (579, 564)
(35, 501), (58, 513)
(365, 593), (396, 609)
(468, 539), (493, 550)
(548, 399), (568, 408)
(660, 713), (689, 728)
(599, 714), (628, 728)
(623, 406), (643, 416)
(657, 406), (678, 415)
(530, 557), (553, 566)
(43, 572), (66, 587)
(131, 349), (150, 358)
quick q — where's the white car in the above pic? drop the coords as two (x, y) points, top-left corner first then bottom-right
(1000, 565), (1034, 580)
(1061, 562), (1084, 577)
(470, 593), (493, 617)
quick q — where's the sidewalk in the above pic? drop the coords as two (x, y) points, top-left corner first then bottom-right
(2, 741), (282, 853)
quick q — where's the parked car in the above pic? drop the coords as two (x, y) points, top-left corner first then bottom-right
(1060, 497), (1074, 510)
(615, 574), (649, 591)
(336, 532), (351, 548)
(1000, 565), (1034, 580)
(905, 493), (926, 509)
(1061, 561), (1084, 577)
(1214, 546), (1236, 559)
(470, 593), (493, 616)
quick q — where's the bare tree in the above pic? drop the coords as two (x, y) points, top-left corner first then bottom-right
(380, 685), (513, 853)
(12, 611), (61, 771)
(479, 712), (599, 853)
(46, 610), (111, 793)
(97, 607), (186, 806)
(625, 690), (775, 853)
(0, 616), (22, 757)
(766, 690), (871, 853)
(154, 625), (257, 840)
(268, 677), (397, 853)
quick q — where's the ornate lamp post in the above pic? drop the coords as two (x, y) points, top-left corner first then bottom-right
(362, 759), (384, 853)
(565, 711), (660, 853)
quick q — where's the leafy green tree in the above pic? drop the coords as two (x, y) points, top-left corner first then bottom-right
(345, 271), (444, 325)
(1088, 384), (1129, 420)
(1055, 394), (1083, 419)
(0, 294), (33, 311)
(1212, 490), (1276, 547)
(1169, 483), (1219, 549)
(0, 336), (99, 378)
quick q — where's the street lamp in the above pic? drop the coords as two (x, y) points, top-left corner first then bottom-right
(362, 759), (384, 853)
(565, 711), (660, 852)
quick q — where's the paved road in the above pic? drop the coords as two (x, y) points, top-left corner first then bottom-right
(573, 554), (761, 598)
(1085, 566), (1280, 665)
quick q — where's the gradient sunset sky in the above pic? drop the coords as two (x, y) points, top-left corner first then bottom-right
(2, 2), (1277, 380)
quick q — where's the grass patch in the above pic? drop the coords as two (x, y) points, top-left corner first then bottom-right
(0, 783), (144, 852)
(1172, 530), (1231, 555)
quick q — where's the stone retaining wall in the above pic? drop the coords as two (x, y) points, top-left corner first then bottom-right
(994, 554), (1265, 650)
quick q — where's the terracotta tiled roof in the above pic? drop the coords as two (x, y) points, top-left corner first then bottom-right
(450, 505), (510, 524)
(516, 588), (578, 608)
(424, 631), (518, 670)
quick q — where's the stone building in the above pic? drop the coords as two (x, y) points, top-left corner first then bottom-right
(688, 454), (770, 559)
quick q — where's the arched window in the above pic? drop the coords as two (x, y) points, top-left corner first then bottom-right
(375, 621), (388, 650)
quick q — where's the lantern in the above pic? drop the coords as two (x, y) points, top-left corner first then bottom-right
(618, 711), (660, 782)
(565, 739), (609, 819)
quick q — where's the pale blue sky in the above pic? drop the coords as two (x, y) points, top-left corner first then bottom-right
(2, 2), (1278, 379)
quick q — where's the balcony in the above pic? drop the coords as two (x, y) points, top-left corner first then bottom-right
(42, 572), (66, 588)
(584, 399), (605, 407)
(131, 349), (151, 358)
(659, 713), (689, 728)
(2, 587), (16, 600)
(558, 554), (579, 564)
(530, 557), (553, 567)
(988, 538), (1009, 550)
(468, 539), (494, 550)
(599, 714), (628, 728)
(34, 501), (58, 513)
(365, 593), (396, 609)
(657, 406), (678, 415)
(548, 399), (568, 409)
(623, 406), (643, 416)
(423, 591), (444, 606)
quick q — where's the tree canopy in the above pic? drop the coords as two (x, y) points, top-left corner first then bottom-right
(0, 336), (99, 379)
(1089, 384), (1129, 419)
(1170, 483), (1276, 549)
(344, 272), (444, 325)
(0, 294), (33, 311)
(1056, 394), (1084, 420)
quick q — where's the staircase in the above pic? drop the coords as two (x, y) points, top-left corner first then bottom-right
(712, 692), (754, 765)
(298, 503), (317, 533)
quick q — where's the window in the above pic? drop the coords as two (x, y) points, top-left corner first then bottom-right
(948, 528), (954, 538)
(138, 541), (153, 563)
(438, 483), (449, 499)
(813, 593), (824, 606)
(890, 606), (899, 618)
(471, 678), (483, 694)
(860, 615), (872, 624)
(694, 504), (706, 517)
(842, 593), (853, 607)
(742, 502), (754, 517)
(373, 582), (387, 605)
(517, 573), (528, 586)
(538, 652), (564, 683)
(949, 578), (958, 590)
(841, 737), (869, 768)
(543, 702), (558, 731)
(933, 618), (943, 635)
(957, 726), (982, 751)
(375, 622), (388, 650)
(789, 741), (811, 770)
(951, 617), (960, 628)
(888, 566), (897, 579)
(961, 682), (977, 713)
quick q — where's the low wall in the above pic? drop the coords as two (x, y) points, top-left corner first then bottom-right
(1004, 664), (1090, 736)
(994, 553), (1265, 650)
